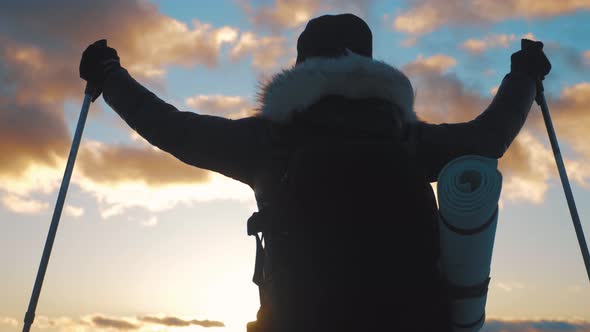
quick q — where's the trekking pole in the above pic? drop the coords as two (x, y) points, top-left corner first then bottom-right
(22, 84), (96, 332)
(523, 41), (590, 283)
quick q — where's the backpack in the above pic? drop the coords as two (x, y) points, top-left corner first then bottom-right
(246, 119), (451, 332)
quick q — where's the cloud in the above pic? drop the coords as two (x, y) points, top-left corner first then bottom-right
(239, 0), (375, 32)
(497, 131), (555, 204)
(0, 314), (226, 331)
(404, 54), (457, 75)
(185, 94), (256, 118)
(78, 171), (254, 219)
(92, 316), (140, 330)
(392, 0), (590, 36)
(7, 314), (590, 332)
(122, 21), (238, 75)
(77, 142), (211, 186)
(231, 32), (287, 70)
(494, 281), (526, 292)
(393, 4), (441, 35)
(403, 55), (479, 124)
(461, 34), (518, 55)
(0, 164), (62, 199)
(0, 0), (244, 180)
(240, 0), (319, 31)
(1, 194), (49, 214)
(64, 204), (85, 218)
(549, 83), (590, 160)
(33, 316), (89, 330)
(0, 1), (238, 77)
(0, 317), (18, 327)
(482, 319), (590, 332)
(138, 315), (225, 328)
(0, 161), (254, 219)
(0, 90), (69, 178)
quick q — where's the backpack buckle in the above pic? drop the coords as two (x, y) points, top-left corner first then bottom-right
(247, 211), (266, 236)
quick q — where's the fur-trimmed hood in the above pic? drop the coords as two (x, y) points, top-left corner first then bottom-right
(257, 52), (417, 125)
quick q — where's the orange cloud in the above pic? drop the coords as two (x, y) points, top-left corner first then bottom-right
(122, 20), (238, 76)
(73, 141), (256, 218)
(2, 1), (239, 76)
(394, 5), (442, 35)
(403, 55), (478, 124)
(241, 0), (318, 31)
(498, 131), (556, 204)
(0, 96), (69, 178)
(239, 0), (374, 32)
(393, 0), (590, 35)
(92, 316), (140, 330)
(546, 83), (590, 159)
(231, 32), (287, 70)
(461, 33), (538, 55)
(77, 142), (210, 186)
(0, 1), (243, 179)
(461, 34), (518, 54)
(404, 54), (457, 75)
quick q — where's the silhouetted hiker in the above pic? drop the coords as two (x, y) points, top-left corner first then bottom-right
(80, 13), (550, 332)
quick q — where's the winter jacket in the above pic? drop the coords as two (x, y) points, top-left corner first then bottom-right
(103, 53), (536, 331)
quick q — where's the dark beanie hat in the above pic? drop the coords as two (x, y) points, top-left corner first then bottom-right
(296, 13), (372, 65)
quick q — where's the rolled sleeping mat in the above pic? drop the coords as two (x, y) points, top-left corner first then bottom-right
(437, 155), (502, 332)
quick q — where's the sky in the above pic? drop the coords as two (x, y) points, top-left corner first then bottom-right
(1, 0), (590, 331)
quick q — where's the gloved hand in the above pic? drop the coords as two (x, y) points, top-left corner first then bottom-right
(79, 39), (121, 101)
(510, 39), (551, 81)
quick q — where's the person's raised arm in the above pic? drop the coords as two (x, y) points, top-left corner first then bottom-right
(412, 39), (551, 182)
(79, 40), (272, 186)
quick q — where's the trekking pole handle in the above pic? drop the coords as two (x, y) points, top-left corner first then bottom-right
(22, 84), (94, 332)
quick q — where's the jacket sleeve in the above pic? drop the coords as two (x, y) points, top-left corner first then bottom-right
(102, 67), (273, 186)
(411, 72), (537, 183)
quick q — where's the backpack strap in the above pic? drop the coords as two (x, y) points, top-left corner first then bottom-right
(246, 124), (297, 331)
(247, 211), (269, 287)
(445, 277), (491, 329)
